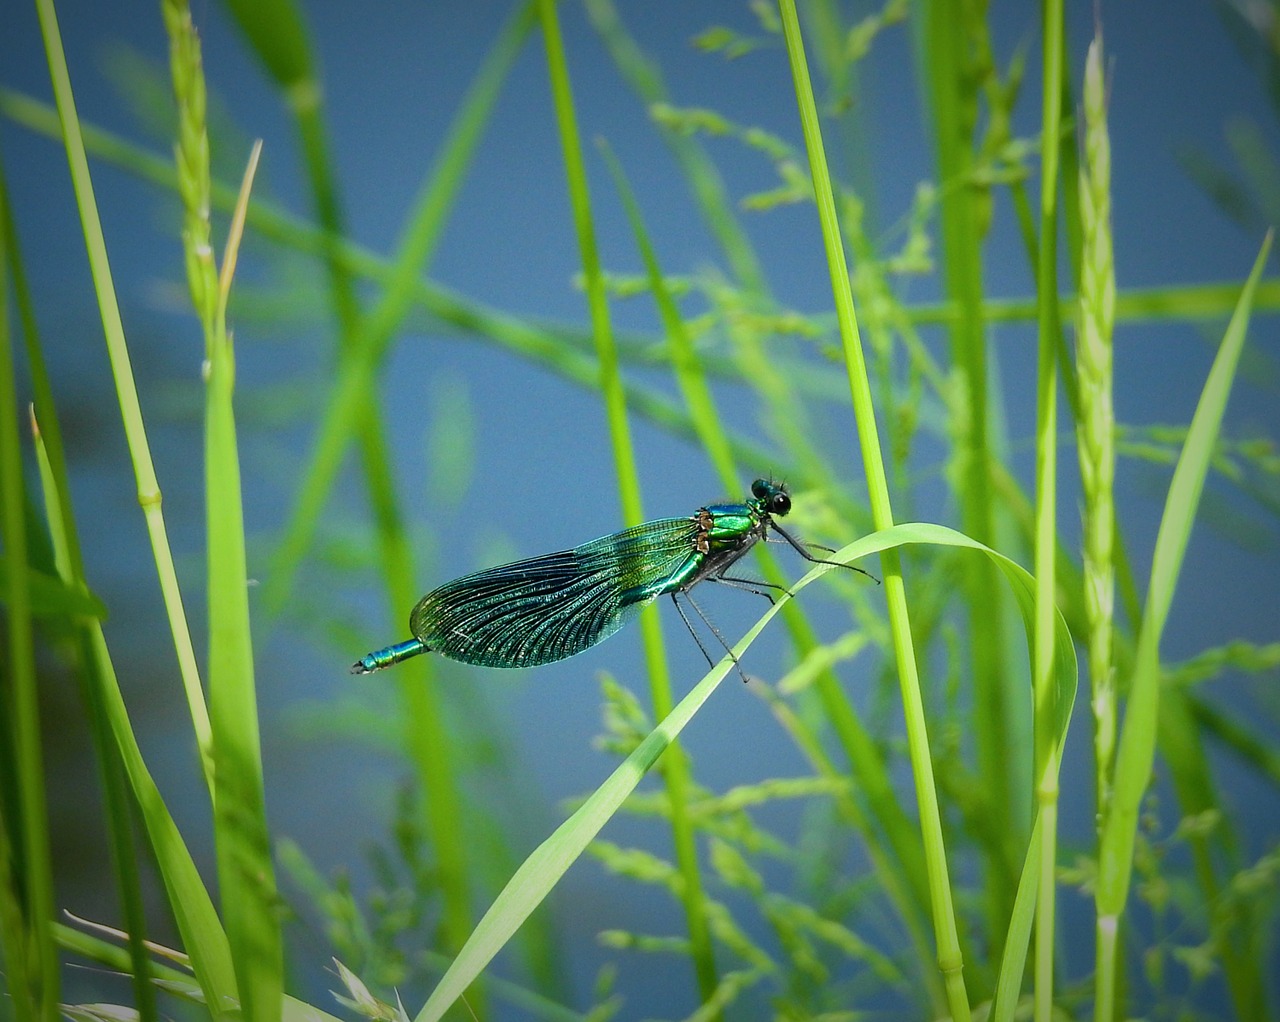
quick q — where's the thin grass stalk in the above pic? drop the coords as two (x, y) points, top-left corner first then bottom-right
(697, 269), (934, 956)
(33, 0), (212, 794)
(596, 142), (738, 490)
(1094, 233), (1272, 1022)
(902, 279), (1280, 326)
(602, 142), (945, 1014)
(1032, 2), (1066, 1017)
(536, 0), (720, 1006)
(257, 9), (533, 967)
(1075, 35), (1117, 839)
(776, 4), (971, 1018)
(1054, 83), (1086, 430)
(0, 163), (58, 1022)
(702, 276), (945, 985)
(920, 0), (1020, 945)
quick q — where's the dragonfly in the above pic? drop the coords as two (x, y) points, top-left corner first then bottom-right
(351, 478), (875, 676)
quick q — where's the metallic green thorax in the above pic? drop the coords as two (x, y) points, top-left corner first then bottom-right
(350, 478), (849, 674)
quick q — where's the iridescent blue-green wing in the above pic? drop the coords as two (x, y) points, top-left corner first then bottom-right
(409, 516), (699, 668)
(573, 516), (701, 595)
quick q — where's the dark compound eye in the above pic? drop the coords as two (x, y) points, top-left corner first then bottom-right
(770, 491), (791, 516)
(751, 478), (769, 499)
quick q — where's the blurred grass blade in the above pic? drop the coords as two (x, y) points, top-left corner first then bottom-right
(0, 141), (59, 1022)
(1032, 3), (1065, 1017)
(219, 0), (313, 91)
(583, 0), (767, 294)
(597, 140), (738, 489)
(1095, 231), (1272, 1019)
(537, 0), (718, 1004)
(0, 556), (105, 618)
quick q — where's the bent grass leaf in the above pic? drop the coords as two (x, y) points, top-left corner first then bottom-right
(415, 523), (1077, 1021)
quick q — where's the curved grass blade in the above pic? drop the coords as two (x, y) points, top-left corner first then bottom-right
(414, 523), (1077, 1022)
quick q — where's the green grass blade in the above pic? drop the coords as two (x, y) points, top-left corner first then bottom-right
(0, 143), (59, 1022)
(0, 556), (105, 618)
(597, 141), (739, 490)
(0, 787), (37, 1022)
(1095, 232), (1273, 1020)
(1032, 3), (1065, 1018)
(778, 4), (974, 1015)
(990, 815), (1041, 1022)
(204, 152), (283, 1022)
(219, 0), (313, 91)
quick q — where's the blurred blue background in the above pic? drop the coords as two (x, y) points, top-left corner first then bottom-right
(2, 1), (1278, 1018)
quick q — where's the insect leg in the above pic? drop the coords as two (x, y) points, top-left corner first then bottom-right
(669, 591), (752, 684)
(769, 522), (879, 583)
(704, 574), (789, 603)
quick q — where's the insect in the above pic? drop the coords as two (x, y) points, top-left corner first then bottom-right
(351, 478), (875, 676)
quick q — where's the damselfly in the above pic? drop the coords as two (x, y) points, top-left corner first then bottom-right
(351, 479), (874, 676)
